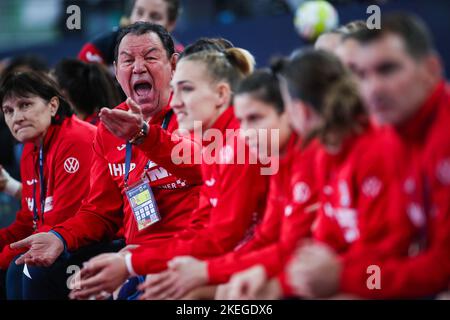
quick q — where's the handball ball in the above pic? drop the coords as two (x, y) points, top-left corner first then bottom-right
(294, 0), (339, 41)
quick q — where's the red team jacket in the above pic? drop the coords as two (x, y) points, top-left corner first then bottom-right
(0, 117), (96, 269)
(338, 81), (450, 298)
(279, 82), (450, 298)
(279, 123), (413, 296)
(206, 134), (319, 284)
(128, 107), (270, 275)
(52, 102), (202, 250)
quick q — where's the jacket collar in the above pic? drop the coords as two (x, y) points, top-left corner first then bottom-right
(208, 107), (237, 134)
(395, 81), (445, 141)
(38, 120), (61, 153)
(149, 93), (173, 126)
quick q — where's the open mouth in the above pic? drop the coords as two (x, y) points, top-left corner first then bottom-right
(133, 81), (153, 97)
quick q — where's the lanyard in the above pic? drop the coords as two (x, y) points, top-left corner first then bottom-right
(419, 171), (432, 249)
(33, 145), (46, 225)
(123, 110), (173, 188)
(124, 142), (133, 188)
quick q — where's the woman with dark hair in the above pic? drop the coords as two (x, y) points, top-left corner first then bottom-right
(0, 55), (50, 204)
(0, 71), (96, 299)
(53, 59), (122, 126)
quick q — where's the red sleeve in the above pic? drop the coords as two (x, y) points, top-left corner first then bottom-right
(136, 124), (203, 185)
(340, 149), (450, 298)
(208, 142), (319, 283)
(313, 210), (348, 253)
(206, 175), (283, 283)
(130, 161), (269, 275)
(0, 130), (95, 260)
(0, 245), (26, 270)
(0, 206), (33, 251)
(37, 135), (94, 228)
(0, 152), (35, 249)
(78, 43), (105, 64)
(236, 198), (318, 296)
(52, 129), (124, 251)
(340, 224), (449, 298)
(338, 149), (419, 298)
(207, 149), (319, 284)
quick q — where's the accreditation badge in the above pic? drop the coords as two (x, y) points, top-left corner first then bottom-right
(125, 178), (161, 231)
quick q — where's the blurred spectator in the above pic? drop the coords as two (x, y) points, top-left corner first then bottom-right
(78, 0), (184, 67)
(0, 165), (21, 200)
(0, 55), (49, 82)
(53, 59), (122, 125)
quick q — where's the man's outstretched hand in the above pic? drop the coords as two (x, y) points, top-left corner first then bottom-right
(99, 98), (145, 141)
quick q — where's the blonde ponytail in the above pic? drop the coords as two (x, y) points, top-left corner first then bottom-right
(180, 47), (255, 92)
(224, 47), (255, 76)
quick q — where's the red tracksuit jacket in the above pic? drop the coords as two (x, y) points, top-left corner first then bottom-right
(338, 81), (450, 298)
(206, 134), (319, 284)
(0, 116), (96, 269)
(129, 107), (270, 275)
(83, 113), (100, 126)
(52, 102), (202, 250)
(279, 123), (413, 296)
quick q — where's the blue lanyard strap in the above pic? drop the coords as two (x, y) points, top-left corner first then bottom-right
(124, 142), (132, 188)
(33, 145), (46, 224)
(161, 109), (173, 130)
(123, 110), (173, 188)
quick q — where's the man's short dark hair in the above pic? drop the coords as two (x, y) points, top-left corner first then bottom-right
(344, 13), (435, 60)
(114, 22), (175, 62)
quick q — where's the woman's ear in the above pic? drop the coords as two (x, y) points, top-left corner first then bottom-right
(49, 97), (60, 117)
(215, 82), (232, 108)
